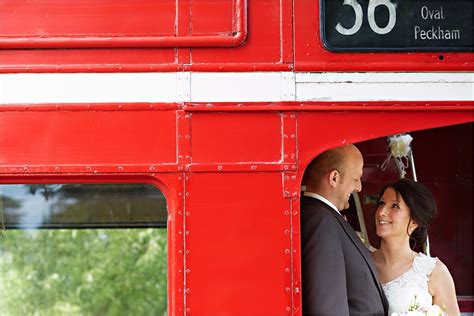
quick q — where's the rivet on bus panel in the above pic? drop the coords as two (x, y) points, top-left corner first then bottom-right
(118, 166), (123, 171)
(185, 269), (191, 274)
(286, 287), (291, 293)
(285, 249), (290, 254)
(284, 191), (289, 197)
(291, 175), (296, 180)
(251, 165), (257, 170)
(218, 165), (223, 171)
(149, 165), (156, 171)
(179, 231), (183, 235)
(185, 192), (190, 197)
(186, 212), (190, 216)
(186, 308), (191, 313)
(55, 167), (60, 171)
(285, 268), (290, 273)
(185, 135), (190, 140)
(284, 211), (290, 216)
(186, 250), (190, 254)
(286, 307), (291, 312)
(284, 230), (290, 235)
(185, 176), (190, 181)
(284, 165), (289, 170)
(185, 231), (189, 235)
(284, 176), (289, 180)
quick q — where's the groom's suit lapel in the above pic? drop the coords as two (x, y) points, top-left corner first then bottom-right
(317, 201), (388, 312)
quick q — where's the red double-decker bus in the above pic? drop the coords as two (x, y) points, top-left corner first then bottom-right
(0, 1), (472, 315)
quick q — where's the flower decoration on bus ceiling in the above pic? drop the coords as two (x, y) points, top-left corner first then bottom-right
(381, 134), (413, 178)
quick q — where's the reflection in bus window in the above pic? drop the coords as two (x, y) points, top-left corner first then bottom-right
(0, 184), (168, 316)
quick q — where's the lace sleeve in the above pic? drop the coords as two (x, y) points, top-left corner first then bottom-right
(413, 253), (437, 278)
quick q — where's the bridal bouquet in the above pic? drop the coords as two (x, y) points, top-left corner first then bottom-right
(390, 295), (447, 316)
(390, 304), (446, 316)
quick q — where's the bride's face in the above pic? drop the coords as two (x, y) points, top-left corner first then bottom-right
(375, 187), (417, 239)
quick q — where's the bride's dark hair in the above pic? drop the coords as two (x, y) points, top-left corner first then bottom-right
(380, 178), (438, 249)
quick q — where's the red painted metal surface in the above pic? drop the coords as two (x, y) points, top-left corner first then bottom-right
(0, 0), (471, 72)
(191, 112), (282, 163)
(0, 110), (177, 165)
(184, 172), (291, 315)
(0, 0), (293, 73)
(0, 0), (247, 49)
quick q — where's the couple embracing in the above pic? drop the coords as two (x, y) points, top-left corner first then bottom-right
(301, 144), (460, 316)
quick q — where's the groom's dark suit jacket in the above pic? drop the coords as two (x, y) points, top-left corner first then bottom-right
(301, 196), (388, 316)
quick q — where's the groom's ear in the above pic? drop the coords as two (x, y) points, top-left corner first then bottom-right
(328, 169), (339, 188)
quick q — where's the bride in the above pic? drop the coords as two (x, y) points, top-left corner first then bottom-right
(371, 178), (460, 315)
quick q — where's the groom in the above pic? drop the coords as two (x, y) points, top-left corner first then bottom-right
(301, 144), (388, 315)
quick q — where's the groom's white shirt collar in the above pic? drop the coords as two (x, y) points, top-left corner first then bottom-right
(303, 191), (342, 216)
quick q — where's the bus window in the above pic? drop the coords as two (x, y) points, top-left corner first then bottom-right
(0, 183), (167, 316)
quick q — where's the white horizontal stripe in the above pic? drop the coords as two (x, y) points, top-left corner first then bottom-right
(0, 72), (472, 104)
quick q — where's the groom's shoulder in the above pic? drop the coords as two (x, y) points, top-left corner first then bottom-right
(301, 197), (337, 223)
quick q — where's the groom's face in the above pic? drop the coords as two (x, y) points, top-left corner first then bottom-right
(334, 155), (363, 211)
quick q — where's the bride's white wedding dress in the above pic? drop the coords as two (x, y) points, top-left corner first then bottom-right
(382, 253), (437, 315)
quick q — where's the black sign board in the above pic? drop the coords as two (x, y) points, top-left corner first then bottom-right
(321, 0), (473, 52)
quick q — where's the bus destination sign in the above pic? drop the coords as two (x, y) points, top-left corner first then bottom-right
(321, 0), (473, 52)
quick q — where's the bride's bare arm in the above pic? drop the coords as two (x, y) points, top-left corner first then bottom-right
(429, 259), (460, 316)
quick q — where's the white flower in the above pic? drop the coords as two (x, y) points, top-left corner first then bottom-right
(426, 305), (444, 316)
(405, 311), (425, 316)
